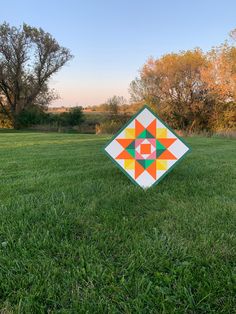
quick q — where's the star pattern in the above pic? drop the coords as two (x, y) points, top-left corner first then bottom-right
(104, 106), (190, 188)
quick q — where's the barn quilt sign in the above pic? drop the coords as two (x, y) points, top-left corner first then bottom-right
(104, 105), (190, 189)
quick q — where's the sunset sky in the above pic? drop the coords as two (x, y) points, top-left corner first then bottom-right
(1, 0), (236, 107)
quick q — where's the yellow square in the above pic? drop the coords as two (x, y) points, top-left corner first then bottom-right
(125, 128), (135, 139)
(156, 160), (168, 170)
(124, 159), (135, 170)
(156, 128), (167, 138)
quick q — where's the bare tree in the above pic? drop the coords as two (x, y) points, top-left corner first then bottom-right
(0, 22), (73, 128)
(106, 95), (125, 115)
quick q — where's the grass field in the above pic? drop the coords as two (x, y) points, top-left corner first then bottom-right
(0, 132), (235, 313)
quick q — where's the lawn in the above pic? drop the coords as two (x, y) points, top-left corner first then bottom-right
(0, 132), (235, 313)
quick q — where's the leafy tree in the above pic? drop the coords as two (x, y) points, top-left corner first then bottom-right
(0, 22), (72, 128)
(202, 43), (236, 130)
(66, 106), (84, 126)
(130, 41), (236, 132)
(130, 50), (209, 130)
(58, 106), (84, 127)
(16, 107), (47, 127)
(106, 95), (125, 115)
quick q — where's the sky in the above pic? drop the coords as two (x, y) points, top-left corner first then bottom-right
(1, 0), (236, 107)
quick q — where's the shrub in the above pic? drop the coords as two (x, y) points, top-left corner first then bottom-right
(96, 120), (124, 134)
(16, 108), (48, 127)
(0, 113), (13, 128)
(96, 114), (132, 134)
(76, 121), (97, 134)
(58, 107), (84, 127)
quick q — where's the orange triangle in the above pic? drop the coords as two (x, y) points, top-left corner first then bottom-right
(135, 161), (145, 179)
(157, 150), (177, 160)
(158, 138), (176, 148)
(135, 119), (145, 137)
(146, 161), (156, 179)
(147, 119), (156, 137)
(116, 138), (134, 148)
(116, 150), (134, 160)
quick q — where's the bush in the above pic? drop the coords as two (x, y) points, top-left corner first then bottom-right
(76, 121), (97, 134)
(16, 108), (48, 127)
(15, 106), (84, 129)
(57, 107), (84, 127)
(0, 113), (13, 128)
(96, 114), (132, 134)
(96, 120), (123, 134)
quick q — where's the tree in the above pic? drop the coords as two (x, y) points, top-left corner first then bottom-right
(106, 95), (125, 115)
(58, 106), (84, 127)
(202, 43), (236, 130)
(16, 107), (47, 127)
(65, 106), (84, 126)
(130, 50), (209, 130)
(130, 44), (236, 132)
(0, 22), (72, 128)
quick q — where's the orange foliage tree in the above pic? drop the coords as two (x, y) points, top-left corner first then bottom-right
(201, 42), (236, 130)
(130, 35), (236, 132)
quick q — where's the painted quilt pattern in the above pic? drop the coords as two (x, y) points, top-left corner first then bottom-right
(104, 106), (190, 188)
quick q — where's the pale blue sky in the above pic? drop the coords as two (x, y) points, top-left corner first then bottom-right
(1, 0), (236, 106)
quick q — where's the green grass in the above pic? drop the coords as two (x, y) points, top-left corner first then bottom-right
(0, 132), (235, 313)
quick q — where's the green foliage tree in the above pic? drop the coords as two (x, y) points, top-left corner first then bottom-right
(0, 22), (73, 128)
(13, 106), (84, 130)
(58, 107), (84, 127)
(16, 107), (47, 127)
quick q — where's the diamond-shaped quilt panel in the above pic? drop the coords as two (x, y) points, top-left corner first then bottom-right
(104, 106), (190, 188)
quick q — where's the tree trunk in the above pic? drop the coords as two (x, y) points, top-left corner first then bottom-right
(12, 114), (21, 129)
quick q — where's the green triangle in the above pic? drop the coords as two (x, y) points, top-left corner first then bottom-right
(137, 159), (155, 169)
(126, 148), (135, 158)
(145, 130), (155, 138)
(145, 159), (155, 168)
(156, 139), (166, 150)
(126, 140), (135, 149)
(156, 149), (165, 158)
(137, 130), (147, 139)
(136, 159), (145, 168)
(137, 129), (155, 139)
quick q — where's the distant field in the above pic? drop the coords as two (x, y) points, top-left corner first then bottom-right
(0, 132), (235, 313)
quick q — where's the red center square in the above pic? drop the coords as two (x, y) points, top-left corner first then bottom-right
(140, 143), (151, 154)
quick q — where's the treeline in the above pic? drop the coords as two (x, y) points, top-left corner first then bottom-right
(8, 106), (84, 129)
(0, 22), (235, 133)
(130, 35), (236, 132)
